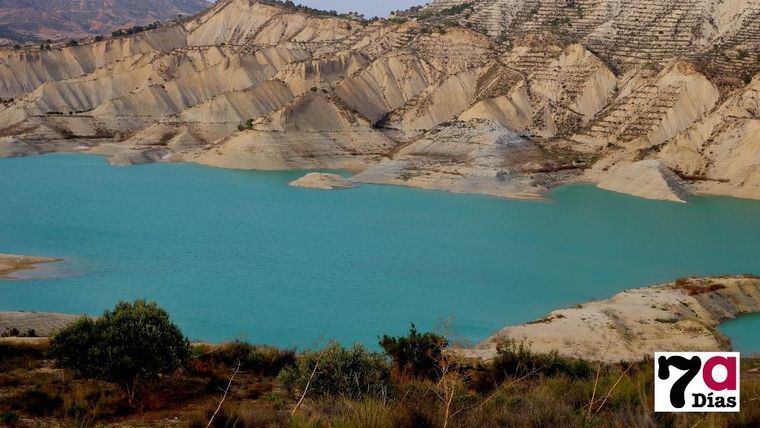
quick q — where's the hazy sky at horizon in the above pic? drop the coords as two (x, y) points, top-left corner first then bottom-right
(293, 0), (429, 18)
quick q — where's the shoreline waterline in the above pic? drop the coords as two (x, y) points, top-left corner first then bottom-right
(2, 153), (760, 350)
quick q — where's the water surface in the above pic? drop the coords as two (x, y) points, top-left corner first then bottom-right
(720, 314), (760, 356)
(2, 153), (760, 349)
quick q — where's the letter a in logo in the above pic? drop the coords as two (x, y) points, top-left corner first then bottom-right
(702, 356), (737, 391)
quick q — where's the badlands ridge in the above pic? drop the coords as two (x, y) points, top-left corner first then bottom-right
(0, 0), (759, 202)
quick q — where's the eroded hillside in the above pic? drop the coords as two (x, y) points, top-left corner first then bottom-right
(0, 0), (758, 201)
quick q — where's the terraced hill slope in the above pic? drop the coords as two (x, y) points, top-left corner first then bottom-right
(0, 0), (758, 201)
(0, 0), (210, 44)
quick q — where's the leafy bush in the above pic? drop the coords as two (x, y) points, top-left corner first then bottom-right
(197, 340), (295, 376)
(489, 339), (591, 380)
(278, 343), (391, 400)
(379, 323), (447, 379)
(50, 300), (190, 404)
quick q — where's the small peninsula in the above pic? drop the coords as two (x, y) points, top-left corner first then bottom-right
(0, 254), (60, 279)
(460, 275), (760, 362)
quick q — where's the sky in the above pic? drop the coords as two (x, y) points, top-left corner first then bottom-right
(294, 0), (429, 18)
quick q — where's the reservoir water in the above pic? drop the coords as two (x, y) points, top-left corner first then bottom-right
(2, 153), (760, 349)
(720, 313), (760, 356)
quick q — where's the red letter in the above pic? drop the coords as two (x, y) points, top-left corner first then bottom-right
(703, 356), (737, 391)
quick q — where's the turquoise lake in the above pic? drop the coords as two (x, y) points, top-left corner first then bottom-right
(720, 314), (760, 356)
(2, 153), (760, 350)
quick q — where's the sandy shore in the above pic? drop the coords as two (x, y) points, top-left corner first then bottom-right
(0, 253), (61, 279)
(458, 275), (760, 362)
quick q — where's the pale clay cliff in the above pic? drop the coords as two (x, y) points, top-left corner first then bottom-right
(458, 275), (760, 362)
(0, 0), (759, 202)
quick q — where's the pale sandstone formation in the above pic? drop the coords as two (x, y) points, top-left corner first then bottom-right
(658, 76), (760, 199)
(597, 160), (694, 202)
(0, 254), (60, 279)
(289, 172), (356, 189)
(0, 0), (757, 200)
(354, 119), (560, 199)
(458, 276), (760, 362)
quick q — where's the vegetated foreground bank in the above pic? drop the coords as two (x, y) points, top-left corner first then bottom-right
(0, 300), (759, 428)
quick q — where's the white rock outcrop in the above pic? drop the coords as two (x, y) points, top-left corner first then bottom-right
(289, 173), (356, 190)
(598, 160), (694, 202)
(458, 276), (760, 362)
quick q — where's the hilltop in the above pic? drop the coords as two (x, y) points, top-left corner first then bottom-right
(0, 0), (758, 201)
(0, 0), (210, 44)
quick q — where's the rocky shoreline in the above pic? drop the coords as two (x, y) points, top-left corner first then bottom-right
(458, 275), (760, 362)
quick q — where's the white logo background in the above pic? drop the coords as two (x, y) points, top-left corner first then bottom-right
(654, 352), (740, 413)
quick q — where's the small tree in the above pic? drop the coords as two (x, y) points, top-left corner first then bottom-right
(379, 323), (448, 379)
(50, 300), (190, 406)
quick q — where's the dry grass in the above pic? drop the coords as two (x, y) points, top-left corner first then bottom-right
(0, 341), (759, 427)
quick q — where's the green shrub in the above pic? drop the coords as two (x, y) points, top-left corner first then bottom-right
(278, 343), (391, 400)
(50, 300), (190, 405)
(200, 340), (295, 376)
(471, 339), (592, 392)
(379, 323), (447, 379)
